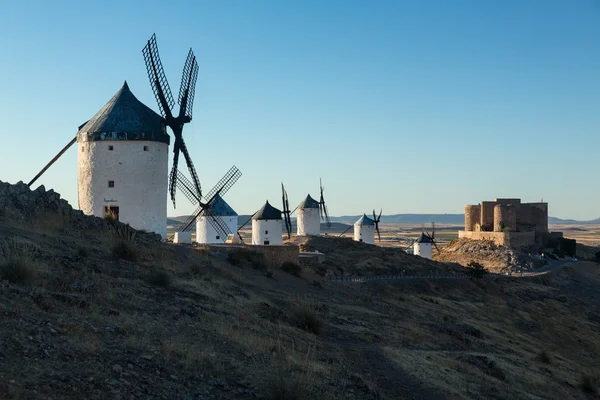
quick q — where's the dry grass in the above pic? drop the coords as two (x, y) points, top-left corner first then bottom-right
(147, 269), (172, 288)
(281, 262), (302, 277)
(0, 240), (36, 284)
(290, 296), (324, 335)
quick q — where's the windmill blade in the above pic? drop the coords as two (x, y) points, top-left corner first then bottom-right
(179, 203), (201, 232)
(176, 171), (200, 205)
(202, 165), (242, 203)
(281, 183), (292, 239)
(378, 209), (383, 221)
(178, 48), (199, 120)
(168, 146), (182, 208)
(338, 224), (353, 237)
(375, 221), (381, 241)
(178, 137), (202, 201)
(142, 33), (175, 118)
(431, 222), (435, 240)
(319, 178), (326, 220)
(322, 202), (331, 228)
(432, 239), (441, 253)
(28, 136), (77, 187)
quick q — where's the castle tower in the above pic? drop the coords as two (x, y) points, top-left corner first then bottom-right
(296, 194), (320, 236)
(196, 194), (238, 244)
(413, 233), (433, 259)
(252, 201), (282, 245)
(77, 82), (169, 239)
(354, 214), (375, 244)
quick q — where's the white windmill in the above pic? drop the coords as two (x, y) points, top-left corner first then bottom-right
(413, 223), (439, 260)
(196, 194), (238, 244)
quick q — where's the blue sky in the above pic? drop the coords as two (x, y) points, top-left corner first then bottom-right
(0, 0), (599, 219)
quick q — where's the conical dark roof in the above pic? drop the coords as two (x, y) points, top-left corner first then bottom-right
(77, 81), (169, 144)
(416, 233), (433, 243)
(252, 200), (282, 220)
(355, 213), (375, 226)
(298, 194), (320, 210)
(207, 194), (237, 216)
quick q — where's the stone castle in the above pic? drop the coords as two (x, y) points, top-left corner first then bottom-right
(459, 198), (561, 248)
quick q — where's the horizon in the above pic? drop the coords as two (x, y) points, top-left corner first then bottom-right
(1, 1), (599, 220)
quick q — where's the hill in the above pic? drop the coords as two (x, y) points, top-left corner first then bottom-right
(2, 181), (600, 399)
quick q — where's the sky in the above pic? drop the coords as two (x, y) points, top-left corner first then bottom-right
(0, 0), (599, 220)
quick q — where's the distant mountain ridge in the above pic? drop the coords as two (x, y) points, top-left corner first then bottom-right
(167, 214), (600, 227)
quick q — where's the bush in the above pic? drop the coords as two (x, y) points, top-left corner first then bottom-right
(281, 262), (302, 277)
(111, 240), (138, 262)
(0, 256), (35, 284)
(536, 350), (551, 364)
(292, 297), (323, 335)
(228, 249), (268, 270)
(109, 224), (139, 261)
(595, 251), (600, 262)
(580, 375), (597, 395)
(147, 270), (171, 288)
(466, 261), (487, 279)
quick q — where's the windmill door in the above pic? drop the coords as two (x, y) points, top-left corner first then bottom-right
(104, 206), (120, 221)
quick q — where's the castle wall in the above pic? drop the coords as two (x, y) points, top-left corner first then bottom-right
(494, 204), (517, 232)
(528, 203), (548, 232)
(458, 231), (535, 248)
(464, 204), (480, 232)
(480, 201), (496, 231)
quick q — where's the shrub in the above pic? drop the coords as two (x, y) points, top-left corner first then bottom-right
(0, 256), (35, 284)
(111, 240), (138, 262)
(266, 372), (310, 400)
(291, 297), (323, 335)
(77, 247), (90, 258)
(536, 350), (551, 364)
(580, 375), (597, 395)
(281, 262), (302, 277)
(147, 270), (171, 288)
(466, 261), (487, 279)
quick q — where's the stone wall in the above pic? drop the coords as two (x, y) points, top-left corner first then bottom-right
(199, 243), (299, 266)
(480, 201), (496, 231)
(458, 231), (536, 248)
(464, 205), (480, 232)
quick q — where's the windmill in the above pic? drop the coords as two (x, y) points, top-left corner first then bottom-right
(177, 165), (243, 243)
(318, 178), (331, 228)
(413, 222), (440, 260)
(143, 33), (200, 209)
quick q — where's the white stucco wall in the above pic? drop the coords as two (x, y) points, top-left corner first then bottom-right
(196, 215), (237, 244)
(78, 140), (168, 239)
(414, 242), (433, 259)
(354, 224), (375, 244)
(297, 208), (320, 236)
(252, 219), (282, 245)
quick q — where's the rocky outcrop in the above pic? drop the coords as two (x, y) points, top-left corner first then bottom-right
(0, 180), (160, 242)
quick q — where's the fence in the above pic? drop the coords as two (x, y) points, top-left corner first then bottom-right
(327, 274), (471, 283)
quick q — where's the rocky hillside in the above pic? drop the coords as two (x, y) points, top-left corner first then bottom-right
(1, 181), (599, 399)
(433, 238), (545, 273)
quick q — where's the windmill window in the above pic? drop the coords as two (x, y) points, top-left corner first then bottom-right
(264, 240), (270, 245)
(265, 230), (269, 234)
(108, 180), (115, 188)
(143, 146), (149, 151)
(81, 146), (85, 152)
(108, 145), (114, 151)
(216, 235), (220, 240)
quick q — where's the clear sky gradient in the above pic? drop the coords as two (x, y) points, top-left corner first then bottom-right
(1, 1), (599, 219)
